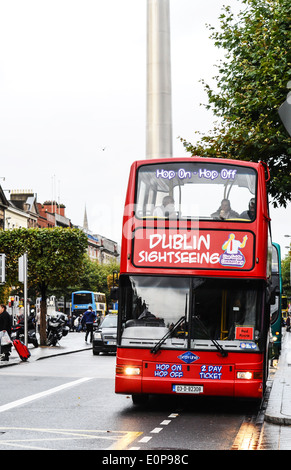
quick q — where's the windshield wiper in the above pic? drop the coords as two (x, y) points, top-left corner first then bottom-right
(151, 316), (185, 354)
(193, 315), (228, 357)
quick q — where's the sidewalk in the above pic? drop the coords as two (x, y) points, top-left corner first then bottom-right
(0, 331), (92, 368)
(265, 330), (291, 425)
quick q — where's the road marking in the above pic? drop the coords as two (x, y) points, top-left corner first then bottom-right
(106, 431), (143, 450)
(139, 436), (152, 443)
(134, 411), (179, 450)
(0, 427), (142, 451)
(0, 441), (52, 450)
(151, 427), (163, 433)
(0, 377), (92, 413)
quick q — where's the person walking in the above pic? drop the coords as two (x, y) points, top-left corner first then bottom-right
(0, 304), (12, 361)
(286, 315), (291, 332)
(81, 306), (97, 343)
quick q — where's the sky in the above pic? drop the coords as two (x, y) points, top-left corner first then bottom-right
(0, 0), (290, 257)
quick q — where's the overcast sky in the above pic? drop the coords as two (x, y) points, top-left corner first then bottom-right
(0, 0), (290, 256)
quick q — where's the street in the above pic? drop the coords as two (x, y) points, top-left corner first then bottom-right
(0, 348), (265, 451)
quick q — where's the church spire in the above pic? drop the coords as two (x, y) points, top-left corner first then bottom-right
(83, 205), (89, 231)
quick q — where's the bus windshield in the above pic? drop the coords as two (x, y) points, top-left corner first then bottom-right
(136, 162), (257, 221)
(119, 275), (263, 352)
(73, 292), (93, 304)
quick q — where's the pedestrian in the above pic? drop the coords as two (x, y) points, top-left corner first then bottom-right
(36, 308), (41, 335)
(71, 314), (76, 332)
(74, 315), (81, 332)
(286, 315), (291, 332)
(0, 304), (12, 361)
(81, 306), (97, 343)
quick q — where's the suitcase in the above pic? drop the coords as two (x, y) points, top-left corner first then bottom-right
(13, 339), (31, 361)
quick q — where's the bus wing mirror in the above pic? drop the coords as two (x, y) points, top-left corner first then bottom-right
(269, 291), (276, 305)
(110, 287), (119, 301)
(269, 286), (280, 305)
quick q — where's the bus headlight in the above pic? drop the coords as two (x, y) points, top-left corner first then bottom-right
(237, 371), (253, 380)
(125, 366), (141, 376)
(116, 366), (141, 376)
(236, 371), (262, 380)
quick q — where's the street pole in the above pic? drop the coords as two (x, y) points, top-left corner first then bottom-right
(19, 253), (28, 346)
(146, 0), (173, 159)
(24, 253), (28, 346)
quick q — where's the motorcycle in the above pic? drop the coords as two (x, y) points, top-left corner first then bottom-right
(11, 315), (39, 348)
(47, 312), (70, 346)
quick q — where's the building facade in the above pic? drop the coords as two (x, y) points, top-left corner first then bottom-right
(0, 187), (120, 263)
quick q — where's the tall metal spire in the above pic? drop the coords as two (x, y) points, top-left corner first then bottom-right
(146, 0), (173, 159)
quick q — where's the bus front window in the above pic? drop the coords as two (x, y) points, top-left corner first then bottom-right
(120, 276), (189, 347)
(119, 276), (262, 352)
(190, 279), (261, 346)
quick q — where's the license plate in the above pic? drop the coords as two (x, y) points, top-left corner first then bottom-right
(107, 341), (116, 345)
(172, 385), (203, 394)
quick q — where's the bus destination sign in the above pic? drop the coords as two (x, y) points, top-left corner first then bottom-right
(133, 228), (254, 270)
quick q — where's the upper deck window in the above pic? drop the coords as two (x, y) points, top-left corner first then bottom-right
(136, 162), (257, 222)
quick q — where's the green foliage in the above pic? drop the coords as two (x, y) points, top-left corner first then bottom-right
(282, 254), (291, 297)
(181, 0), (291, 207)
(73, 256), (120, 303)
(0, 227), (88, 297)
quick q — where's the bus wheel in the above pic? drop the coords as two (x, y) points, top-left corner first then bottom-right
(132, 394), (149, 406)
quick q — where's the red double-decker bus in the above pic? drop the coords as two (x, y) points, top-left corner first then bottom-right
(115, 157), (273, 404)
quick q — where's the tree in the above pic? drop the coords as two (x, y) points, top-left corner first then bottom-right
(181, 0), (291, 207)
(74, 257), (120, 306)
(0, 227), (88, 345)
(282, 253), (291, 298)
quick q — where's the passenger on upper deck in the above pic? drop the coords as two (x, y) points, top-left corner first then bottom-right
(240, 198), (256, 221)
(153, 196), (176, 218)
(211, 199), (239, 220)
(138, 308), (156, 320)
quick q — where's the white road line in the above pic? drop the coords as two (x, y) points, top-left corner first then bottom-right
(139, 436), (152, 443)
(0, 377), (92, 413)
(151, 427), (163, 433)
(137, 412), (179, 448)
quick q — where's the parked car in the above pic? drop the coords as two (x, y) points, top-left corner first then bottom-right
(92, 314), (117, 355)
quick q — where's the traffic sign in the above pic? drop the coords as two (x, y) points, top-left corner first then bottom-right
(0, 254), (5, 284)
